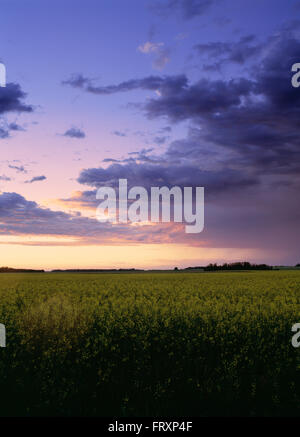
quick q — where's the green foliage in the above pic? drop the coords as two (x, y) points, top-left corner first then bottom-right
(0, 271), (299, 416)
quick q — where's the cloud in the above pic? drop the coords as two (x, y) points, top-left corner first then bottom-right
(0, 120), (26, 139)
(0, 191), (95, 239)
(8, 164), (27, 173)
(0, 127), (10, 139)
(58, 29), (300, 259)
(72, 149), (300, 257)
(194, 35), (262, 65)
(61, 74), (90, 89)
(8, 122), (26, 132)
(62, 72), (253, 120)
(77, 160), (258, 196)
(0, 192), (97, 241)
(25, 175), (47, 184)
(62, 73), (185, 95)
(0, 188), (298, 261)
(102, 148), (164, 165)
(128, 148), (154, 155)
(112, 130), (127, 137)
(62, 32), (300, 179)
(143, 76), (254, 121)
(0, 175), (11, 181)
(108, 35), (300, 179)
(63, 127), (86, 139)
(0, 83), (33, 114)
(0, 191), (188, 246)
(138, 41), (171, 70)
(138, 41), (164, 54)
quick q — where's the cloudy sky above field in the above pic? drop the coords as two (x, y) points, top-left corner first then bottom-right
(0, 0), (299, 269)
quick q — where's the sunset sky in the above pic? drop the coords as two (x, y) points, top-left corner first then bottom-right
(0, 0), (299, 269)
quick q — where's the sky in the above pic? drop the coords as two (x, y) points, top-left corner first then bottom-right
(0, 0), (299, 269)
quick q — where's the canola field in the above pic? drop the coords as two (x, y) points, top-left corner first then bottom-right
(0, 270), (300, 416)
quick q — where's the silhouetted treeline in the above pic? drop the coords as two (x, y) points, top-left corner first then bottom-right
(203, 262), (272, 271)
(0, 266), (44, 273)
(180, 262), (272, 271)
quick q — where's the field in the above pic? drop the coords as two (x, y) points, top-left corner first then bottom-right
(0, 270), (300, 416)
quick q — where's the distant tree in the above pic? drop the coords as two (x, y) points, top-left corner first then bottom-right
(203, 261), (272, 271)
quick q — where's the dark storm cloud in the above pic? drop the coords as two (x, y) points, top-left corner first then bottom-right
(194, 35), (262, 64)
(62, 29), (300, 257)
(63, 192), (300, 261)
(63, 127), (86, 139)
(77, 161), (258, 196)
(89, 33), (299, 177)
(254, 36), (300, 109)
(193, 35), (300, 175)
(143, 76), (254, 121)
(138, 34), (300, 125)
(0, 83), (33, 114)
(64, 73), (248, 122)
(64, 73), (251, 121)
(65, 34), (299, 167)
(25, 175), (47, 184)
(65, 34), (300, 180)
